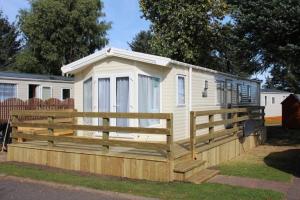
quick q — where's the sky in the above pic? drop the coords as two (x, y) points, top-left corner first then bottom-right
(0, 0), (150, 49)
(0, 0), (268, 83)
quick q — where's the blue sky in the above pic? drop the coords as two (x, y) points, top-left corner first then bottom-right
(0, 0), (150, 49)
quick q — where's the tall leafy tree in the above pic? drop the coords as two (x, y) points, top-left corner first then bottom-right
(0, 11), (21, 70)
(17, 0), (111, 75)
(139, 0), (230, 72)
(228, 0), (300, 92)
(128, 30), (154, 54)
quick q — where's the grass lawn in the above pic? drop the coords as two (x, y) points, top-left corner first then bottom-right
(0, 163), (283, 200)
(218, 126), (300, 183)
(218, 161), (292, 182)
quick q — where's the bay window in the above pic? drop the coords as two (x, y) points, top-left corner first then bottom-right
(138, 74), (160, 126)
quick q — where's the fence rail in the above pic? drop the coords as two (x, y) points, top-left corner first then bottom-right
(190, 106), (265, 159)
(10, 110), (174, 159)
(0, 98), (74, 123)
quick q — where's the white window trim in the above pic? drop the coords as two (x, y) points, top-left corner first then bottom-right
(176, 74), (186, 107)
(61, 88), (71, 100)
(41, 86), (53, 100)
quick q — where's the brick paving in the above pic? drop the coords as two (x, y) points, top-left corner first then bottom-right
(208, 175), (291, 193)
(209, 175), (300, 200)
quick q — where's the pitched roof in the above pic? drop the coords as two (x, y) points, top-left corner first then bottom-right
(61, 47), (261, 83)
(0, 71), (74, 82)
(281, 94), (300, 104)
(261, 88), (291, 93)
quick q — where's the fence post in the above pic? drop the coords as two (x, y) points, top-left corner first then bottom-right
(48, 116), (54, 147)
(261, 107), (265, 126)
(208, 114), (214, 144)
(11, 115), (19, 143)
(102, 117), (110, 153)
(72, 109), (78, 135)
(190, 111), (196, 160)
(166, 114), (174, 181)
(233, 111), (238, 135)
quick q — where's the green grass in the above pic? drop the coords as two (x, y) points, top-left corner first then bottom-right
(0, 163), (283, 200)
(218, 161), (292, 183)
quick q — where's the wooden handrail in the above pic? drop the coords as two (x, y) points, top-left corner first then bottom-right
(10, 110), (174, 158)
(11, 110), (173, 119)
(190, 106), (265, 159)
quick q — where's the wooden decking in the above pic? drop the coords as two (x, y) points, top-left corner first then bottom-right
(7, 107), (266, 182)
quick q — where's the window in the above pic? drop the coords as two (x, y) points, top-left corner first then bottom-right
(265, 96), (267, 106)
(237, 84), (242, 103)
(247, 85), (251, 102)
(138, 74), (160, 126)
(0, 83), (16, 101)
(226, 81), (232, 104)
(42, 86), (52, 100)
(177, 75), (185, 106)
(216, 81), (225, 105)
(272, 97), (275, 104)
(62, 88), (71, 100)
(83, 78), (93, 124)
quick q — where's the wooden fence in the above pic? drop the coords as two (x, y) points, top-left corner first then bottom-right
(190, 106), (265, 159)
(10, 110), (174, 159)
(0, 98), (74, 123)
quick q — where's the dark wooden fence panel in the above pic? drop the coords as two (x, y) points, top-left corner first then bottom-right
(0, 98), (74, 123)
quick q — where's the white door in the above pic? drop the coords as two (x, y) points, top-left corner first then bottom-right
(97, 74), (133, 138)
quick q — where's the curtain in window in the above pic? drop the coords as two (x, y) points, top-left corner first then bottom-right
(0, 83), (16, 101)
(178, 76), (185, 105)
(139, 74), (160, 127)
(83, 78), (93, 124)
(116, 77), (129, 127)
(98, 78), (110, 125)
(42, 87), (51, 100)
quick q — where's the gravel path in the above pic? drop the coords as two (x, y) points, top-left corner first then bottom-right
(0, 176), (158, 200)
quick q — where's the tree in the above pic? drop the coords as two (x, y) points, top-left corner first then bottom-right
(128, 30), (154, 54)
(228, 0), (300, 91)
(17, 0), (111, 75)
(0, 11), (21, 70)
(139, 0), (230, 72)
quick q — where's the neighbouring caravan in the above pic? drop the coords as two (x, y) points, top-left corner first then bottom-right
(61, 47), (261, 141)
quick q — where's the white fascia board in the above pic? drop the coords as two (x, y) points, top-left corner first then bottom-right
(61, 47), (171, 74)
(170, 60), (262, 84)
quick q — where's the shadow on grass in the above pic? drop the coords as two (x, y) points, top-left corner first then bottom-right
(264, 149), (300, 178)
(266, 126), (300, 146)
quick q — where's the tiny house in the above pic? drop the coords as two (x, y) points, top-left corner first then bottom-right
(282, 94), (300, 129)
(61, 47), (261, 141)
(0, 71), (74, 101)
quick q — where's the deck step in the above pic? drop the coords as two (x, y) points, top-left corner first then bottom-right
(174, 159), (206, 173)
(186, 169), (219, 184)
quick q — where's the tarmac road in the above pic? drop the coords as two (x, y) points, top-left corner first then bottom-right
(0, 176), (157, 200)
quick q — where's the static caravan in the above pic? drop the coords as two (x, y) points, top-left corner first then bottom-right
(261, 89), (291, 118)
(61, 47), (261, 142)
(0, 71), (74, 101)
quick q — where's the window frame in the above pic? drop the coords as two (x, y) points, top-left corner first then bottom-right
(0, 82), (17, 101)
(176, 75), (186, 107)
(216, 80), (225, 106)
